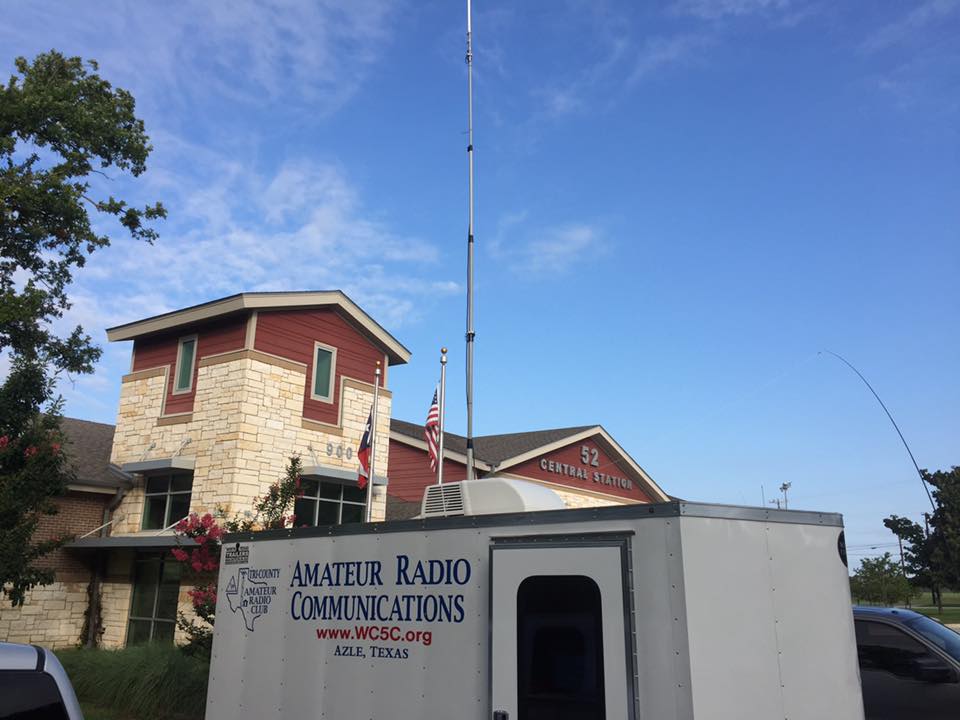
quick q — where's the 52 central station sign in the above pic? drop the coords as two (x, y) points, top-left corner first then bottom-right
(538, 445), (633, 490)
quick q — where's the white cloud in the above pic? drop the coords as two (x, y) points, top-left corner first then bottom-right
(628, 34), (713, 86)
(672, 0), (792, 20)
(0, 0), (395, 118)
(69, 148), (452, 327)
(861, 0), (960, 53)
(529, 225), (603, 273)
(40, 145), (458, 418)
(490, 214), (605, 275)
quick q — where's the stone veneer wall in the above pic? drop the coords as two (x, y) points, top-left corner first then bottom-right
(104, 353), (391, 645)
(0, 581), (89, 648)
(99, 549), (134, 648)
(110, 354), (391, 532)
(0, 491), (108, 649)
(552, 487), (629, 509)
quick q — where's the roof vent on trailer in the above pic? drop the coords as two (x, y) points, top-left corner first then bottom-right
(420, 477), (566, 518)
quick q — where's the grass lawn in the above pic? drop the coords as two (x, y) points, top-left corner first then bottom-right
(80, 702), (137, 720)
(855, 588), (960, 626)
(908, 588), (960, 607)
(911, 606), (960, 625)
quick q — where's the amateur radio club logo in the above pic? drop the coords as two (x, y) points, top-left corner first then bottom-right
(223, 552), (281, 632)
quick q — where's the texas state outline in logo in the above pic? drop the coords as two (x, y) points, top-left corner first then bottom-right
(224, 567), (281, 631)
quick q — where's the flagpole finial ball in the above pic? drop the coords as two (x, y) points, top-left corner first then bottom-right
(441, 347), (448, 354)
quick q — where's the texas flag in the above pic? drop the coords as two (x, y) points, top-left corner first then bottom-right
(357, 410), (372, 490)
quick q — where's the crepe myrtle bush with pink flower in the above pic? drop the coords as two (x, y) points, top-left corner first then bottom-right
(171, 456), (304, 656)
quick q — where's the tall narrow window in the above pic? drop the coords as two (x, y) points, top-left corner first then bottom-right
(142, 473), (193, 530)
(174, 335), (197, 393)
(311, 343), (336, 402)
(127, 552), (181, 644)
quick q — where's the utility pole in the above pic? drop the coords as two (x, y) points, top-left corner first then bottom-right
(897, 534), (910, 608)
(779, 482), (792, 510)
(769, 498), (782, 510)
(924, 512), (941, 611)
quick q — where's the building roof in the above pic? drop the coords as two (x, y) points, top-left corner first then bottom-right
(105, 291), (411, 365)
(390, 418), (669, 502)
(390, 419), (595, 466)
(60, 417), (130, 491)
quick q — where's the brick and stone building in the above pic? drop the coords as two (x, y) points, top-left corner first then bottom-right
(0, 418), (129, 648)
(0, 290), (668, 649)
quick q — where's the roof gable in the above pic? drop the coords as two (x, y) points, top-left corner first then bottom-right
(60, 417), (129, 490)
(389, 419), (668, 502)
(106, 291), (411, 365)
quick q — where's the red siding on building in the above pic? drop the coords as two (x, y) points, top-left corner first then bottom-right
(131, 315), (247, 415)
(506, 438), (652, 502)
(254, 309), (382, 425)
(387, 440), (467, 503)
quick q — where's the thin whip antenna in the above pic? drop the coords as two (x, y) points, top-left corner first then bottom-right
(820, 350), (935, 511)
(464, 0), (476, 481)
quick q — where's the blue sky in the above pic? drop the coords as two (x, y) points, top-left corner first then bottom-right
(3, 0), (957, 566)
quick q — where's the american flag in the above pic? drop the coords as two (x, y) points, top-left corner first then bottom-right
(424, 387), (440, 472)
(357, 410), (372, 490)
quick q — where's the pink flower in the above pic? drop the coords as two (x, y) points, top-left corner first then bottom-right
(207, 526), (223, 541)
(0, 435), (9, 450)
(24, 445), (38, 459)
(171, 548), (189, 562)
(191, 560), (203, 572)
(50, 442), (61, 455)
(200, 513), (214, 529)
(195, 534), (208, 545)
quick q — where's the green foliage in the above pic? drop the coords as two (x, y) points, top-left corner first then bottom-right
(0, 395), (73, 606)
(883, 466), (960, 610)
(57, 644), (207, 720)
(926, 467), (960, 590)
(1, 50), (163, 604)
(1, 50), (165, 372)
(226, 454), (305, 533)
(850, 552), (911, 606)
(883, 514), (931, 587)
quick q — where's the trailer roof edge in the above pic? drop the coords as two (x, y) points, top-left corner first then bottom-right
(223, 501), (843, 543)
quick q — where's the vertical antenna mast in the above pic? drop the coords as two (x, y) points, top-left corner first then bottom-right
(464, 0), (476, 481)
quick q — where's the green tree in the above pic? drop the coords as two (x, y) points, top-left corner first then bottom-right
(883, 514), (935, 606)
(883, 467), (960, 612)
(926, 467), (960, 599)
(1, 51), (164, 606)
(850, 553), (912, 606)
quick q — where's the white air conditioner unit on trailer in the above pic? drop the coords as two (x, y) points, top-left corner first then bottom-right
(419, 477), (566, 518)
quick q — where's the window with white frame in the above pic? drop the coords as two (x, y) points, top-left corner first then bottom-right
(310, 342), (337, 402)
(294, 478), (365, 526)
(173, 335), (197, 393)
(142, 472), (193, 530)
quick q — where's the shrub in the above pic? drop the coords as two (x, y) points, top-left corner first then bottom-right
(56, 644), (208, 720)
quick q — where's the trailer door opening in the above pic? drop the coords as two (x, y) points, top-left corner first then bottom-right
(517, 575), (605, 720)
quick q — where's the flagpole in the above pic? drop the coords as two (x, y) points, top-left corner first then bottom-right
(438, 348), (447, 486)
(365, 362), (381, 523)
(464, 0), (477, 482)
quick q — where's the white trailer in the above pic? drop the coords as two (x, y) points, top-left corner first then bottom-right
(205, 479), (864, 720)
